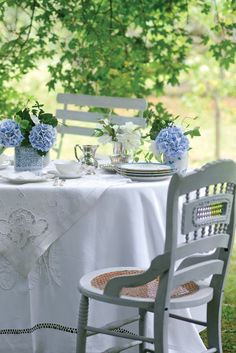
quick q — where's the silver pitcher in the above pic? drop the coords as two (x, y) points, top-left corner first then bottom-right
(74, 144), (99, 168)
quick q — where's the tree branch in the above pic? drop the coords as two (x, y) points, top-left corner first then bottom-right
(21, 0), (36, 47)
(109, 0), (113, 31)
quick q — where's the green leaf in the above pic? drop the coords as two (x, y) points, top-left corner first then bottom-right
(39, 113), (58, 127)
(184, 127), (201, 138)
(19, 119), (31, 130)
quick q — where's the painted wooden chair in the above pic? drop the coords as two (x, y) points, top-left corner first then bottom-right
(55, 93), (147, 158)
(76, 160), (236, 353)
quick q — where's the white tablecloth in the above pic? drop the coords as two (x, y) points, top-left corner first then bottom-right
(0, 171), (206, 353)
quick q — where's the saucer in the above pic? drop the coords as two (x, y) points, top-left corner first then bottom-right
(57, 172), (82, 179)
(0, 170), (54, 184)
(47, 169), (83, 179)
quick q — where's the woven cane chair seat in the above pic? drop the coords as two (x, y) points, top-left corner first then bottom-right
(91, 270), (199, 299)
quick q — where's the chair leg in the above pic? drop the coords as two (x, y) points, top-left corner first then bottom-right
(76, 295), (89, 353)
(153, 307), (169, 353)
(207, 294), (223, 353)
(139, 309), (146, 353)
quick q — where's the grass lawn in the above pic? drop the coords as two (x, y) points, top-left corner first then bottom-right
(218, 245), (236, 352)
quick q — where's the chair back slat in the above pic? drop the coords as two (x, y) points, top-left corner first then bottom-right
(176, 233), (230, 260)
(55, 93), (147, 157)
(57, 125), (95, 137)
(178, 161), (236, 195)
(57, 93), (147, 110)
(172, 259), (224, 288)
(56, 109), (146, 126)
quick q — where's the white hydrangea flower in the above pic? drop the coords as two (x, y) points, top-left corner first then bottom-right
(150, 140), (159, 156)
(120, 122), (136, 131)
(116, 123), (141, 151)
(102, 118), (110, 125)
(30, 113), (40, 125)
(98, 134), (113, 144)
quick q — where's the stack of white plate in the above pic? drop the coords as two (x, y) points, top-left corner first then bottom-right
(115, 163), (174, 182)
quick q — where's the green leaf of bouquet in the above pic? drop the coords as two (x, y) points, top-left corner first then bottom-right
(32, 101), (44, 109)
(16, 108), (31, 122)
(185, 127), (201, 138)
(104, 125), (114, 136)
(37, 150), (46, 157)
(39, 113), (58, 127)
(21, 121), (31, 131)
(94, 129), (104, 137)
(20, 139), (30, 147)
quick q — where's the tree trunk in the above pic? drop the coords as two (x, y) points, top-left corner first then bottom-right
(212, 92), (221, 160)
(212, 68), (224, 160)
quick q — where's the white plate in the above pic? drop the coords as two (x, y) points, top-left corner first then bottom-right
(116, 170), (174, 177)
(117, 163), (172, 173)
(0, 161), (10, 170)
(0, 171), (54, 184)
(124, 175), (172, 182)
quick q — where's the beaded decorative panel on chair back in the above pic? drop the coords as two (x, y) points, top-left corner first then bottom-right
(163, 160), (236, 292)
(182, 182), (234, 243)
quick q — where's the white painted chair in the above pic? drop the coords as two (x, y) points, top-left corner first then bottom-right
(55, 93), (147, 158)
(76, 160), (236, 353)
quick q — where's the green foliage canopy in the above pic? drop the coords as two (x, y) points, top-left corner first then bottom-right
(0, 0), (236, 114)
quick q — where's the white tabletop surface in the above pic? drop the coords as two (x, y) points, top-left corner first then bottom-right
(0, 167), (206, 353)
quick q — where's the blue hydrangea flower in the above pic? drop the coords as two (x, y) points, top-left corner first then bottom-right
(29, 123), (56, 152)
(0, 119), (24, 147)
(155, 126), (189, 159)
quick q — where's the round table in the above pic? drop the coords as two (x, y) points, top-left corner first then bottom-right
(0, 171), (206, 353)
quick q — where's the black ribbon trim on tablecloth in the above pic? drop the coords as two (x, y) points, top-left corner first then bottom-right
(0, 323), (77, 334)
(0, 323), (133, 336)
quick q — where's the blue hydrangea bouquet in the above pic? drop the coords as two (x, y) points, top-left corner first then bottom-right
(154, 125), (189, 159)
(153, 126), (189, 171)
(0, 102), (57, 156)
(142, 102), (201, 171)
(0, 102), (58, 171)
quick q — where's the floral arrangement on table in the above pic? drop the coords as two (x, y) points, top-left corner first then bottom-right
(0, 101), (58, 155)
(94, 118), (142, 156)
(142, 102), (201, 169)
(0, 102), (58, 171)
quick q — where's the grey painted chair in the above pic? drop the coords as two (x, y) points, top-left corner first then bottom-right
(55, 93), (147, 158)
(76, 160), (236, 353)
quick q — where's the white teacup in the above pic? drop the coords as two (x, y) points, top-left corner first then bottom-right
(54, 160), (82, 176)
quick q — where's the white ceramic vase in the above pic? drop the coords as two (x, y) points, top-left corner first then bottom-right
(163, 151), (188, 173)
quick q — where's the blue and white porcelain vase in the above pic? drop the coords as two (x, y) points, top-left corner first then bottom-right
(163, 151), (188, 173)
(14, 146), (43, 172)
